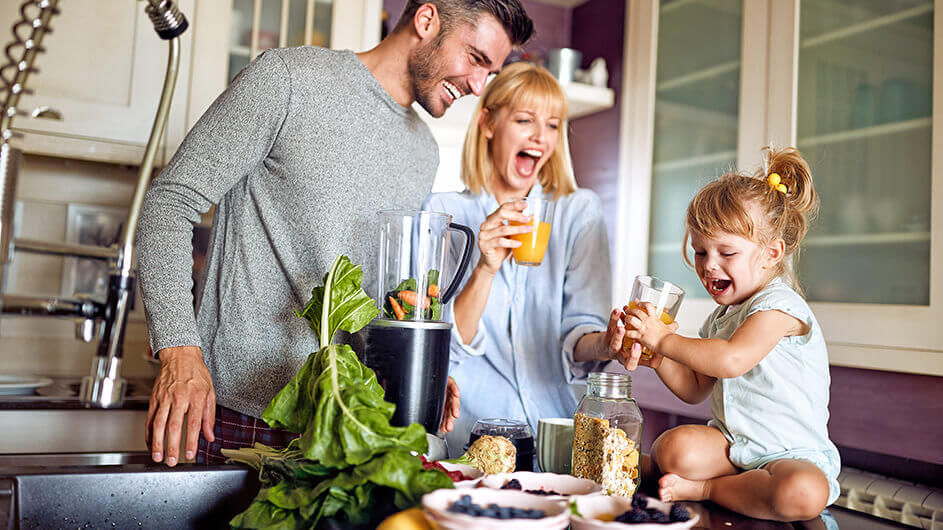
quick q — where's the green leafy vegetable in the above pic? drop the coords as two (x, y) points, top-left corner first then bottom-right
(225, 255), (453, 529)
(382, 270), (442, 321)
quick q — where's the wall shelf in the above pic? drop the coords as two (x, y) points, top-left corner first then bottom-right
(565, 82), (616, 119)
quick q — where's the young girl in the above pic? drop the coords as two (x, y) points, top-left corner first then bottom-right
(619, 147), (840, 522)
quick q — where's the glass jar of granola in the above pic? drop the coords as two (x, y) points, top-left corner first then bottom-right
(572, 372), (642, 496)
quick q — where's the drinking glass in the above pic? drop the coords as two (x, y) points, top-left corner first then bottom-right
(509, 198), (555, 266)
(621, 275), (685, 360)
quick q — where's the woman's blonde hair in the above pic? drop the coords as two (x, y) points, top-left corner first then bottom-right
(461, 62), (576, 198)
(683, 147), (820, 292)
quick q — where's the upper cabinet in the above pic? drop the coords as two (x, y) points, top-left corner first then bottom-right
(620, 0), (943, 375)
(0, 0), (381, 167)
(186, 0), (382, 133)
(0, 0), (195, 166)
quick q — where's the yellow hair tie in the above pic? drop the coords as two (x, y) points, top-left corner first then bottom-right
(767, 173), (787, 194)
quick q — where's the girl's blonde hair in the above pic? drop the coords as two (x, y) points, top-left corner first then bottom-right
(683, 147), (819, 292)
(461, 62), (576, 198)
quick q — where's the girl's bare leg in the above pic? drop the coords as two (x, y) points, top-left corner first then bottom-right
(660, 458), (831, 522)
(651, 424), (738, 480)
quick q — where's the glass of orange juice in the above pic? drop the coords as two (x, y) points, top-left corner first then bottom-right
(621, 275), (684, 360)
(509, 198), (554, 266)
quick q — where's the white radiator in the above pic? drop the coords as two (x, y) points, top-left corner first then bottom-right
(837, 467), (943, 529)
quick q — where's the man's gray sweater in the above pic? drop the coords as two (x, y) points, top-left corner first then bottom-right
(136, 47), (438, 418)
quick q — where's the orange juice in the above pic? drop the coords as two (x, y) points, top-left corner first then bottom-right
(510, 220), (551, 265)
(621, 301), (674, 360)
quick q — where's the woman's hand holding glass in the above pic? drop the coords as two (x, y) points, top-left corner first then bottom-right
(623, 301), (678, 363)
(477, 199), (533, 274)
(601, 307), (668, 371)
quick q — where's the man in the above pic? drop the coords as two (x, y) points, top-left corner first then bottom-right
(137, 0), (533, 466)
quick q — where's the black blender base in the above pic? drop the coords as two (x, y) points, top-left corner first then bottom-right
(354, 320), (451, 433)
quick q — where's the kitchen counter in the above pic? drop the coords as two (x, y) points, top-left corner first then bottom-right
(0, 377), (151, 410)
(0, 454), (911, 530)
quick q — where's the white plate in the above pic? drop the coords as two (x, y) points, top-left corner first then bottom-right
(422, 488), (569, 529)
(478, 471), (603, 501)
(570, 494), (699, 529)
(0, 375), (54, 396)
(438, 461), (484, 488)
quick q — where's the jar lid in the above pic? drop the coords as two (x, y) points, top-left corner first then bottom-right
(588, 371), (631, 398)
(470, 418), (532, 439)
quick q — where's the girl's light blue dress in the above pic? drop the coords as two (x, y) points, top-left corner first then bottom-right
(702, 277), (841, 505)
(423, 182), (612, 455)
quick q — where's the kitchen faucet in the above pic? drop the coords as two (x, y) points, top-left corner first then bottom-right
(0, 0), (188, 407)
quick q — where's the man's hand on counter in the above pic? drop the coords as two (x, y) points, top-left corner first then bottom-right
(146, 346), (216, 466)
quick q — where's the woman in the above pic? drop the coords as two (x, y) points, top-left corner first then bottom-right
(423, 62), (630, 456)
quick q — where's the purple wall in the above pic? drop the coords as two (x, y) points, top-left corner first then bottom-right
(569, 0), (625, 256)
(632, 365), (943, 467)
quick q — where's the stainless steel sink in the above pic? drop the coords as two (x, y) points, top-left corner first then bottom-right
(0, 463), (258, 529)
(0, 452), (152, 468)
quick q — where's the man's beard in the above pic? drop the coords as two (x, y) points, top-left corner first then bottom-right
(408, 34), (448, 117)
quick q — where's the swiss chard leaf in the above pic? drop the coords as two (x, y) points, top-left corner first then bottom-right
(274, 343), (428, 467)
(295, 255), (379, 346)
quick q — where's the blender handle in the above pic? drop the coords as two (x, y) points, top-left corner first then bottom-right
(441, 222), (475, 305)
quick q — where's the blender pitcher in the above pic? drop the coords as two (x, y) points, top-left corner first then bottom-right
(358, 210), (474, 433)
(376, 210), (473, 318)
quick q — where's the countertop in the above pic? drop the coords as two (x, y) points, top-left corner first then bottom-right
(0, 376), (151, 410)
(0, 453), (911, 530)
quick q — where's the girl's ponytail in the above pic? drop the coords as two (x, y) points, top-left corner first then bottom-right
(757, 146), (819, 256)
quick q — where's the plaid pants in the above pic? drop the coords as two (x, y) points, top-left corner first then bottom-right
(196, 404), (297, 465)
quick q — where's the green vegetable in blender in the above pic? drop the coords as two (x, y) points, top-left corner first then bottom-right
(382, 270), (442, 321)
(224, 255), (453, 529)
(443, 434), (517, 475)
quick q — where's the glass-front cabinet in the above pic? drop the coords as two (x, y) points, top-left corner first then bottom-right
(621, 0), (943, 375)
(185, 0), (381, 131)
(647, 0), (743, 300)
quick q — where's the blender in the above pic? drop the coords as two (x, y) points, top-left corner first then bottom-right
(354, 210), (473, 434)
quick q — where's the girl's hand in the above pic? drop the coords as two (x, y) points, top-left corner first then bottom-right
(623, 301), (678, 355)
(477, 200), (533, 275)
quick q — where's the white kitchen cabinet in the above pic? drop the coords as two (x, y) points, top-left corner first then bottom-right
(0, 0), (196, 166)
(618, 0), (943, 375)
(184, 0), (382, 132)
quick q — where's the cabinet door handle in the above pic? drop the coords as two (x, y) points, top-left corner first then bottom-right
(31, 106), (63, 120)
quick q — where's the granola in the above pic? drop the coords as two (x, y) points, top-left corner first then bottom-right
(572, 413), (639, 496)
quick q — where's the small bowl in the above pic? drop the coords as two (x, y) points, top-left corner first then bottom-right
(478, 471), (603, 501)
(570, 494), (699, 529)
(438, 461), (484, 488)
(422, 488), (569, 529)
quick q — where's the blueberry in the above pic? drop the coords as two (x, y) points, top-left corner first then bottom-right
(632, 495), (649, 510)
(615, 508), (650, 523)
(498, 507), (513, 519)
(501, 478), (523, 490)
(647, 508), (669, 522)
(670, 503), (691, 522)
